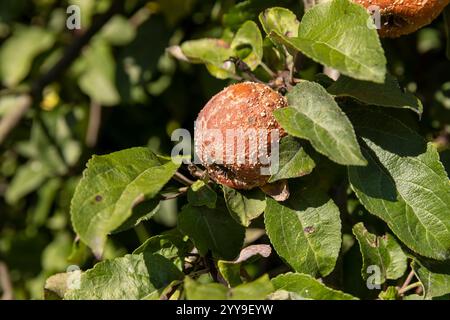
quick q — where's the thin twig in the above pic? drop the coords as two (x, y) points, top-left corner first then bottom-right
(85, 101), (102, 148)
(400, 270), (415, 291)
(283, 46), (294, 75)
(229, 73), (245, 81)
(173, 171), (195, 186)
(228, 57), (267, 84)
(0, 95), (31, 144)
(0, 261), (13, 300)
(129, 5), (151, 28)
(204, 253), (222, 284)
(289, 53), (297, 84)
(398, 282), (421, 295)
(188, 163), (207, 179)
(160, 186), (189, 200)
(323, 66), (340, 81)
(185, 253), (200, 258)
(242, 72), (266, 84)
(160, 193), (182, 200)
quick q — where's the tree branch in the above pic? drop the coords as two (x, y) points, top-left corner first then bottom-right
(0, 261), (13, 300)
(160, 186), (189, 200)
(323, 66), (341, 81)
(0, 95), (31, 145)
(400, 270), (416, 291)
(85, 101), (102, 148)
(398, 282), (421, 295)
(173, 171), (195, 186)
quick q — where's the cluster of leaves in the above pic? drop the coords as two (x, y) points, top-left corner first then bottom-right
(0, 0), (205, 299)
(1, 0), (450, 300)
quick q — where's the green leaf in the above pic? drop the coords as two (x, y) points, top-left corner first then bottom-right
(385, 234), (409, 280)
(417, 28), (442, 54)
(412, 260), (450, 299)
(272, 273), (358, 300)
(78, 39), (120, 106)
(42, 232), (73, 273)
(150, 279), (183, 300)
(180, 21), (262, 77)
(133, 230), (192, 270)
(259, 7), (299, 38)
(100, 15), (136, 46)
(67, 239), (90, 267)
(269, 0), (386, 83)
(378, 286), (399, 300)
(327, 74), (422, 114)
(352, 223), (407, 285)
(17, 107), (82, 176)
(223, 186), (266, 227)
(218, 244), (272, 287)
(184, 277), (228, 300)
(403, 294), (424, 300)
(223, 0), (291, 31)
(112, 199), (160, 233)
(71, 147), (180, 257)
(230, 274), (274, 299)
(231, 21), (263, 70)
(157, 0), (196, 26)
(32, 178), (62, 227)
(218, 261), (242, 287)
(180, 39), (234, 79)
(65, 253), (184, 300)
(274, 81), (366, 166)
(347, 108), (450, 260)
(5, 161), (51, 205)
(0, 26), (54, 87)
(268, 136), (315, 182)
(264, 183), (341, 277)
(153, 198), (178, 227)
(187, 180), (217, 209)
(178, 202), (245, 260)
(184, 275), (274, 300)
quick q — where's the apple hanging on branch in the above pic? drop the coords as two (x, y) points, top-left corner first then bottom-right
(354, 0), (450, 37)
(195, 82), (288, 194)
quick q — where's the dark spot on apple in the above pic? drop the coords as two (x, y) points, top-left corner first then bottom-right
(95, 195), (103, 202)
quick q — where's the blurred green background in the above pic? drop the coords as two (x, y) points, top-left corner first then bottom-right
(0, 0), (449, 299)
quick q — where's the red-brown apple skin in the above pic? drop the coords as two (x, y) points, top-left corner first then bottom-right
(195, 82), (287, 190)
(354, 0), (450, 38)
